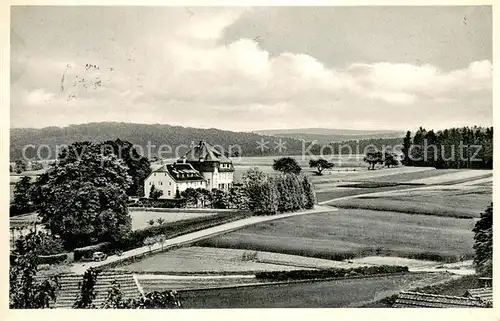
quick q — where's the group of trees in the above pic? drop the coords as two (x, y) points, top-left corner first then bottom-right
(243, 167), (315, 215)
(11, 140), (151, 249)
(363, 151), (400, 170)
(402, 126), (493, 169)
(178, 186), (248, 210)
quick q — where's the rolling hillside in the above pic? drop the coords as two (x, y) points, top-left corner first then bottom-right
(10, 123), (405, 161)
(10, 122), (307, 160)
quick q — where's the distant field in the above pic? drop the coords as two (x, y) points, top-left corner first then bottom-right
(330, 186), (491, 219)
(232, 155), (365, 167)
(408, 170), (492, 185)
(358, 169), (460, 183)
(316, 185), (420, 203)
(311, 167), (435, 184)
(197, 209), (476, 262)
(179, 272), (454, 308)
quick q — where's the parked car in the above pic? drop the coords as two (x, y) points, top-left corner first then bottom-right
(92, 251), (107, 262)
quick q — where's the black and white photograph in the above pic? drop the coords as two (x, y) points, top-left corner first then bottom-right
(7, 4), (494, 310)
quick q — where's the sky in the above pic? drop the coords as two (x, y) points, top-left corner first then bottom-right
(10, 6), (492, 131)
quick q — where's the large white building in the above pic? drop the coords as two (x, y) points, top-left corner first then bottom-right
(144, 141), (235, 199)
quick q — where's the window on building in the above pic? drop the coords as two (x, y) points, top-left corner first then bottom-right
(168, 191), (171, 196)
(169, 182), (172, 186)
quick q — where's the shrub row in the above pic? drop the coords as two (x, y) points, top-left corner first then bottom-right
(38, 253), (68, 265)
(135, 198), (187, 208)
(10, 252), (68, 265)
(255, 265), (409, 281)
(74, 242), (111, 261)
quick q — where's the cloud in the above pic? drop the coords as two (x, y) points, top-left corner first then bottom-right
(10, 7), (492, 131)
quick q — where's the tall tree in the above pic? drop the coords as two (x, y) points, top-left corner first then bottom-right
(402, 131), (412, 166)
(181, 188), (200, 207)
(473, 203), (493, 277)
(384, 152), (399, 168)
(10, 176), (34, 216)
(101, 139), (152, 197)
(363, 150), (384, 170)
(73, 268), (100, 308)
(32, 142), (132, 248)
(309, 159), (334, 175)
(14, 159), (27, 174)
(149, 184), (163, 200)
(301, 175), (316, 209)
(10, 232), (60, 309)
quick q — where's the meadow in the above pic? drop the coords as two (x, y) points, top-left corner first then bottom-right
(197, 209), (476, 262)
(129, 211), (219, 230)
(178, 272), (454, 308)
(117, 246), (366, 274)
(10, 209), (221, 231)
(116, 247), (308, 273)
(329, 186), (491, 219)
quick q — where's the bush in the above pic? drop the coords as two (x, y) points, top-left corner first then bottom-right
(136, 198), (187, 208)
(74, 242), (111, 261)
(37, 233), (65, 255)
(10, 252), (68, 265)
(39, 253), (68, 265)
(255, 265), (408, 281)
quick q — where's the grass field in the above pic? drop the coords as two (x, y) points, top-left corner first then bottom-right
(117, 246), (367, 273)
(129, 211), (219, 230)
(10, 210), (220, 231)
(197, 209), (476, 262)
(178, 272), (454, 308)
(330, 186), (491, 219)
(316, 185), (420, 202)
(116, 247), (310, 273)
(137, 275), (265, 292)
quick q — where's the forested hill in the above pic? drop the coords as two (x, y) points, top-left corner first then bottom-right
(10, 122), (404, 161)
(10, 122), (305, 160)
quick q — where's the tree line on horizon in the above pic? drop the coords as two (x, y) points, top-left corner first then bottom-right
(401, 126), (493, 169)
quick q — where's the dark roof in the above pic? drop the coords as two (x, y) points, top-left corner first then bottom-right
(393, 291), (486, 308)
(179, 141), (232, 163)
(166, 163), (205, 182)
(465, 288), (493, 303)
